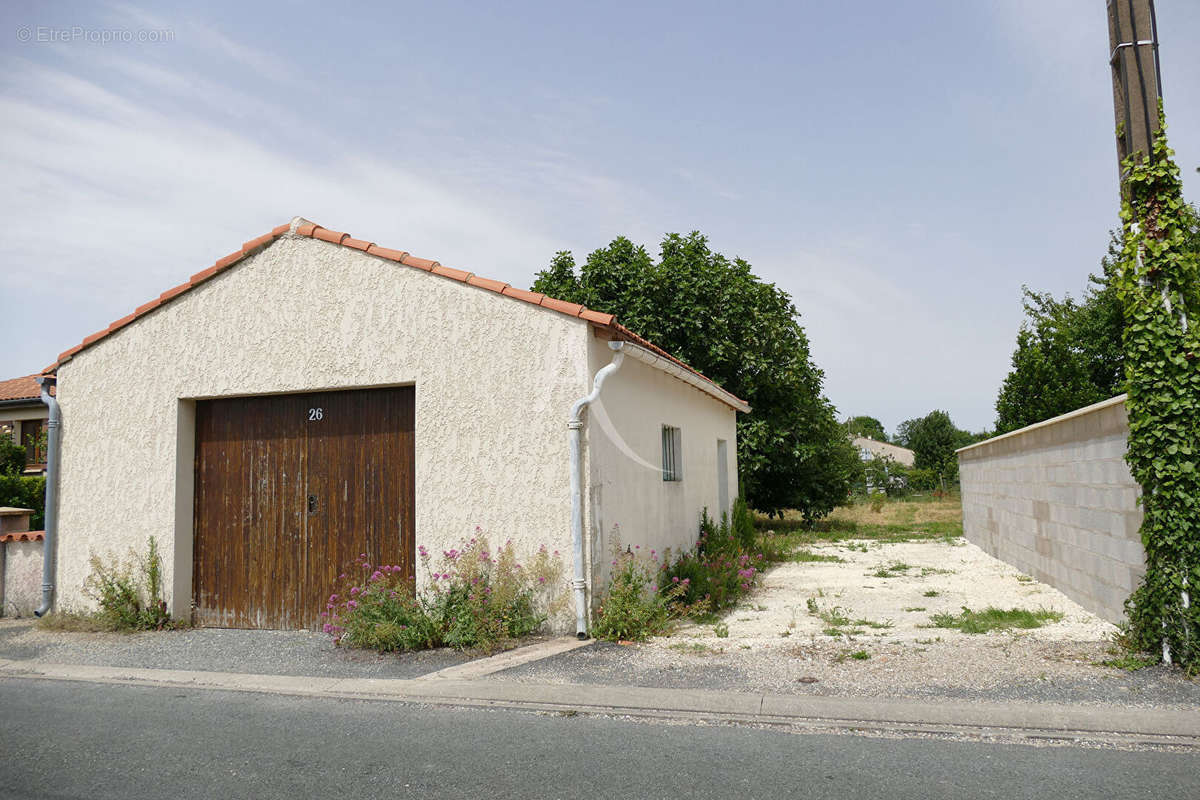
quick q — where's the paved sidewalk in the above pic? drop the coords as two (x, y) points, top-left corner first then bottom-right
(3, 655), (1198, 749)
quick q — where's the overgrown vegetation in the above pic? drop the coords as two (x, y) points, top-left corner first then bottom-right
(324, 533), (566, 655)
(532, 233), (860, 520)
(1115, 109), (1200, 673)
(930, 606), (1063, 634)
(39, 536), (174, 632)
(592, 501), (769, 642)
(755, 493), (964, 546)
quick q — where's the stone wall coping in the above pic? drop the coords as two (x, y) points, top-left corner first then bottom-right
(957, 394), (1128, 457)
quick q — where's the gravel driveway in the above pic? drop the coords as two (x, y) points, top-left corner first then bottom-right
(0, 619), (472, 679)
(493, 539), (1200, 710)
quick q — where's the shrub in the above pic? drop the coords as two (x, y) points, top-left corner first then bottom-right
(324, 532), (566, 655)
(0, 474), (45, 529)
(0, 432), (26, 475)
(323, 564), (438, 653)
(660, 509), (765, 615)
(591, 545), (678, 642)
(80, 536), (173, 631)
(424, 535), (562, 651)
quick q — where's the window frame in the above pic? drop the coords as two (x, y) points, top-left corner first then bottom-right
(661, 425), (683, 482)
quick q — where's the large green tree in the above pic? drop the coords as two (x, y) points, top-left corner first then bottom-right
(995, 208), (1200, 435)
(532, 232), (859, 519)
(894, 410), (980, 482)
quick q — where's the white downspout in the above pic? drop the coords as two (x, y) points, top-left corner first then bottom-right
(568, 341), (625, 639)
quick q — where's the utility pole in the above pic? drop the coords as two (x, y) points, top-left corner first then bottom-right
(1107, 0), (1163, 184)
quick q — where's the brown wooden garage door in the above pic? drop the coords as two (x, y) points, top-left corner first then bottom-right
(193, 387), (414, 629)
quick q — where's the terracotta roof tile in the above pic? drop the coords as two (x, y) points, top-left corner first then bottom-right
(365, 245), (408, 262)
(159, 283), (189, 302)
(0, 375), (46, 403)
(342, 237), (373, 251)
(107, 313), (137, 333)
(401, 255), (438, 271)
(40, 218), (746, 410)
(0, 531), (44, 543)
(189, 264), (222, 285)
(214, 250), (245, 270)
(501, 286), (545, 304)
(539, 296), (585, 317)
(313, 227), (348, 245)
(579, 308), (616, 326)
(431, 264), (472, 282)
(242, 233), (275, 253)
(467, 275), (509, 293)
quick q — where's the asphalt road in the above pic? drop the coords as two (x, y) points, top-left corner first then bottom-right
(1, 678), (1195, 800)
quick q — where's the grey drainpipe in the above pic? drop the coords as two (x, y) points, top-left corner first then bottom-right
(568, 341), (625, 639)
(34, 375), (59, 617)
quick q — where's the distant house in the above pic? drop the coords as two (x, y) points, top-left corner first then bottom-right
(0, 375), (49, 474)
(853, 436), (915, 468)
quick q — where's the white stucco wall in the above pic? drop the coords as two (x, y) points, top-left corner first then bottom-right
(2, 539), (43, 617)
(583, 335), (739, 595)
(54, 233), (592, 619)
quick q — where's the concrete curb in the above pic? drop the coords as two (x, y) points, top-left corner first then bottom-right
(3, 658), (1197, 747)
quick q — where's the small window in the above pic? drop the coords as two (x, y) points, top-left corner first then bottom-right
(661, 425), (682, 482)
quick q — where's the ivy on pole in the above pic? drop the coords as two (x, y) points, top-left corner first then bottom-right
(1117, 105), (1200, 672)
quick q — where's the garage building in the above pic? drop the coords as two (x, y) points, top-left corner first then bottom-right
(41, 218), (747, 631)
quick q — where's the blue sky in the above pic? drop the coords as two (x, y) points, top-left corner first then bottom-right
(2, 1), (1197, 434)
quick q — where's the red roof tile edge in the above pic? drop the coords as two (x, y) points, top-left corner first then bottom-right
(42, 219), (747, 410)
(0, 531), (44, 543)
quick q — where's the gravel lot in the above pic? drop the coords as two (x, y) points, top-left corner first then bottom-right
(493, 539), (1200, 710)
(0, 619), (471, 679)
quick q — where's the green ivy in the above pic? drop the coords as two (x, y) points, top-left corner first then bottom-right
(1117, 106), (1200, 672)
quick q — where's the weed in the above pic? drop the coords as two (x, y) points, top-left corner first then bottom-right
(326, 532), (566, 654)
(806, 597), (819, 615)
(779, 630), (792, 637)
(903, 606), (927, 613)
(930, 606), (1064, 634)
(914, 637), (942, 645)
(923, 590), (940, 597)
(713, 622), (729, 638)
(849, 650), (871, 660)
(44, 536), (177, 633)
(1097, 653), (1158, 671)
(870, 561), (911, 578)
(792, 549), (846, 564)
(669, 642), (713, 654)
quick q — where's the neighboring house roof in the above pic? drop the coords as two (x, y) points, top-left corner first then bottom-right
(853, 436), (916, 467)
(42, 218), (749, 412)
(0, 374), (51, 406)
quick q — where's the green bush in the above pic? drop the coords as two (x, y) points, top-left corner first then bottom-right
(325, 534), (566, 654)
(591, 547), (677, 642)
(81, 536), (173, 631)
(659, 509), (765, 616)
(0, 433), (26, 476)
(0, 475), (44, 529)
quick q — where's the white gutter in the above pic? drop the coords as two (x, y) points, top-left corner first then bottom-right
(617, 341), (750, 413)
(567, 341), (625, 639)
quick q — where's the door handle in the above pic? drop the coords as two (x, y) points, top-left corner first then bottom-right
(307, 494), (318, 514)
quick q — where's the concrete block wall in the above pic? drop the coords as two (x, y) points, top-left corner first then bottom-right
(957, 395), (1143, 624)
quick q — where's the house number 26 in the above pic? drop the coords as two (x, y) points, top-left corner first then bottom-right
(308, 408), (324, 421)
